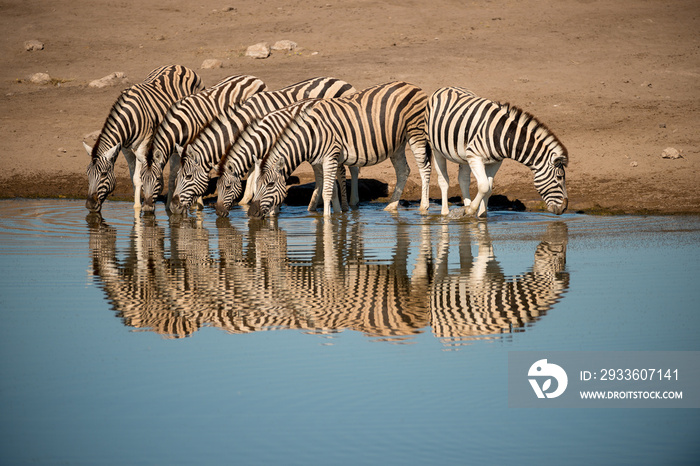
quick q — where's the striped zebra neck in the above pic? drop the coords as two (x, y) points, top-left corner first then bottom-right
(499, 103), (562, 168)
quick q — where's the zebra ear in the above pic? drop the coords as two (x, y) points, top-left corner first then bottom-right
(174, 144), (184, 157)
(208, 167), (219, 179)
(82, 141), (93, 156)
(103, 144), (121, 162)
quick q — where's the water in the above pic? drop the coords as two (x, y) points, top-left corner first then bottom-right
(0, 199), (698, 465)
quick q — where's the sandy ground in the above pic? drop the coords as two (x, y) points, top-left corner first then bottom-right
(1, 0), (698, 214)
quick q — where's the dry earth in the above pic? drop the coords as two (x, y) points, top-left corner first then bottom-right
(1, 0), (699, 214)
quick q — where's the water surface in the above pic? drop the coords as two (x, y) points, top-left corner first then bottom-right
(0, 199), (698, 464)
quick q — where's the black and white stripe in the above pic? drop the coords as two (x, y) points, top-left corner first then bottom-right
(248, 81), (431, 218)
(84, 65), (203, 212)
(169, 77), (356, 214)
(426, 87), (569, 217)
(141, 75), (267, 212)
(214, 99), (339, 217)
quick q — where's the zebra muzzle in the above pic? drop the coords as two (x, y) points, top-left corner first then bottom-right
(549, 198), (568, 215)
(85, 194), (102, 212)
(215, 202), (230, 218)
(169, 195), (186, 215)
(142, 197), (156, 213)
(247, 200), (265, 218)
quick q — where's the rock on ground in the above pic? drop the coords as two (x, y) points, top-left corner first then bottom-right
(24, 40), (44, 51)
(89, 72), (127, 88)
(245, 42), (270, 59)
(29, 72), (51, 84)
(201, 59), (223, 69)
(271, 40), (297, 51)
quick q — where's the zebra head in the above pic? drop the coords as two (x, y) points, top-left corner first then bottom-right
(248, 157), (286, 219)
(533, 145), (568, 215)
(215, 169), (244, 218)
(85, 142), (120, 212)
(170, 145), (218, 215)
(140, 152), (164, 213)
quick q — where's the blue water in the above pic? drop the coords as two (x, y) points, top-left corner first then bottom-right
(0, 199), (698, 465)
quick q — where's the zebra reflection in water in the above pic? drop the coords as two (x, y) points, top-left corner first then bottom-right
(87, 214), (569, 344)
(415, 221), (569, 347)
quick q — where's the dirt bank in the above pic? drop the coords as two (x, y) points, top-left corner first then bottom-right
(2, 0), (698, 214)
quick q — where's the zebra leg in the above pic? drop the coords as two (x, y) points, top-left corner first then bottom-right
(123, 146), (142, 211)
(167, 150), (180, 211)
(478, 162), (502, 217)
(322, 157), (341, 217)
(239, 163), (259, 205)
(407, 135), (432, 212)
(457, 163), (471, 209)
(466, 158), (492, 217)
(308, 164), (324, 211)
(433, 151), (451, 215)
(336, 164), (349, 211)
(385, 144), (410, 211)
(349, 166), (360, 207)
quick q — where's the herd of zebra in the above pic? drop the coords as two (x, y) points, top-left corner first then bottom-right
(85, 64), (569, 219)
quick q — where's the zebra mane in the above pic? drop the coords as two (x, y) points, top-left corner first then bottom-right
(91, 86), (138, 160)
(216, 112), (263, 176)
(258, 101), (315, 173)
(144, 137), (156, 167)
(499, 101), (568, 161)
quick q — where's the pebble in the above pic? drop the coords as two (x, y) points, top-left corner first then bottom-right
(89, 72), (127, 88)
(271, 40), (297, 51)
(201, 59), (223, 69)
(29, 72), (51, 85)
(246, 42), (271, 59)
(24, 40), (44, 51)
(661, 147), (682, 159)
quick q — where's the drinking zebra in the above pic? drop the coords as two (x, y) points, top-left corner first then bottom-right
(84, 64), (203, 213)
(425, 87), (569, 217)
(214, 99), (347, 217)
(141, 74), (267, 213)
(248, 81), (432, 219)
(169, 77), (356, 215)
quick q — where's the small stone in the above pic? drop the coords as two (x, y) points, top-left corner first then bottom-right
(245, 42), (271, 59)
(89, 72), (127, 88)
(661, 147), (682, 159)
(630, 161), (638, 167)
(29, 72), (51, 85)
(659, 123), (666, 128)
(58, 147), (67, 153)
(25, 40), (44, 51)
(201, 59), (223, 69)
(271, 40), (297, 51)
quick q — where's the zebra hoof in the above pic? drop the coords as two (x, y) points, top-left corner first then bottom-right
(384, 201), (399, 211)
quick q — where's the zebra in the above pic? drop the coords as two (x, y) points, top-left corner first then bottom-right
(425, 86), (569, 217)
(214, 99), (353, 217)
(248, 81), (432, 219)
(84, 64), (203, 213)
(169, 77), (357, 215)
(140, 74), (267, 213)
